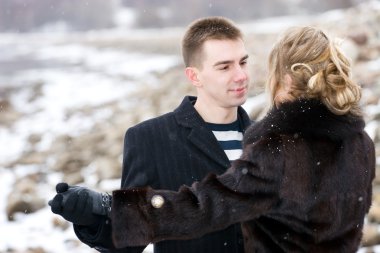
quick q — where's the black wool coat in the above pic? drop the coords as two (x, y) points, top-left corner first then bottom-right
(74, 96), (251, 253)
(111, 99), (376, 253)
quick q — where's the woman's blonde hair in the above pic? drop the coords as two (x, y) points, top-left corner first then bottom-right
(267, 26), (361, 115)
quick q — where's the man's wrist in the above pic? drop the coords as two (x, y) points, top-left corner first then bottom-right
(101, 193), (112, 217)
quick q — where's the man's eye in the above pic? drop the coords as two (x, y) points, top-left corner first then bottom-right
(240, 61), (247, 65)
(219, 65), (229, 70)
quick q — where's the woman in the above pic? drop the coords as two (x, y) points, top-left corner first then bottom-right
(111, 26), (376, 252)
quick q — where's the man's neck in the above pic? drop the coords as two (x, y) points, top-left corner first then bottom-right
(194, 99), (238, 124)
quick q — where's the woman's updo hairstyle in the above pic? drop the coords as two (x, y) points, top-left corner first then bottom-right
(267, 26), (361, 115)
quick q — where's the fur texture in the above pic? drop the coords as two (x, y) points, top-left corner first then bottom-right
(112, 99), (375, 252)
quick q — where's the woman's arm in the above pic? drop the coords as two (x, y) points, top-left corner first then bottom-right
(111, 137), (285, 248)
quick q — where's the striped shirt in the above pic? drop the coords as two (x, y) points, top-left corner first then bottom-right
(206, 119), (243, 162)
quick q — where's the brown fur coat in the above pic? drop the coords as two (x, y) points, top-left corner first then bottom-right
(111, 99), (375, 253)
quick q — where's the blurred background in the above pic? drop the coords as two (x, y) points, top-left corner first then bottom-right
(0, 0), (379, 252)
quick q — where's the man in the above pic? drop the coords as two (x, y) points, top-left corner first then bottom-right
(49, 16), (252, 253)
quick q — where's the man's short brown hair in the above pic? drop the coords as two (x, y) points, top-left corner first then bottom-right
(182, 17), (243, 68)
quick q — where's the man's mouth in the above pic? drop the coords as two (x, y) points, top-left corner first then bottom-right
(235, 87), (246, 92)
(230, 86), (247, 94)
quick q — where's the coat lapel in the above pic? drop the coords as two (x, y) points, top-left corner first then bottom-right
(174, 96), (252, 171)
(187, 126), (231, 169)
(174, 96), (230, 170)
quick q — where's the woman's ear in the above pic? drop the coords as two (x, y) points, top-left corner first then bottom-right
(185, 67), (202, 87)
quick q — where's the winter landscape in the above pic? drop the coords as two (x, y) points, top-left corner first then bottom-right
(0, 1), (380, 253)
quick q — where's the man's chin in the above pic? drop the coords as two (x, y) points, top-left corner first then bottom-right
(234, 96), (248, 106)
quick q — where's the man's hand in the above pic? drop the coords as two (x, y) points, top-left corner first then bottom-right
(49, 183), (111, 226)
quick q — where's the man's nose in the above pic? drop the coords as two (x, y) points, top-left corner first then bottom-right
(234, 66), (248, 83)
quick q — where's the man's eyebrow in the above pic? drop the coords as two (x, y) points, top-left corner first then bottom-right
(213, 54), (249, 67)
(213, 60), (232, 67)
(241, 55), (249, 61)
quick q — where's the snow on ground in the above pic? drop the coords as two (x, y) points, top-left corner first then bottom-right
(0, 24), (178, 252)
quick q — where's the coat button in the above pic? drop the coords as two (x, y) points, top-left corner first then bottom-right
(151, 195), (165, 208)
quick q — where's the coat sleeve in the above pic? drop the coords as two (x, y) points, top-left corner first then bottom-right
(74, 127), (152, 253)
(111, 137), (284, 248)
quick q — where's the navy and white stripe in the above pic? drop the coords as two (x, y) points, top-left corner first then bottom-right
(206, 120), (243, 161)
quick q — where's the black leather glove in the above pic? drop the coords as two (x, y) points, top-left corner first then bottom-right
(49, 182), (111, 226)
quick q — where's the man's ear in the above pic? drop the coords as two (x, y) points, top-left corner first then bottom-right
(185, 67), (201, 87)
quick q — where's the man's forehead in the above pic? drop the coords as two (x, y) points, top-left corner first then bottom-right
(202, 38), (244, 49)
(202, 39), (247, 62)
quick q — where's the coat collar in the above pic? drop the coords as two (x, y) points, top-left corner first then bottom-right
(243, 98), (365, 146)
(174, 96), (251, 129)
(174, 96), (251, 170)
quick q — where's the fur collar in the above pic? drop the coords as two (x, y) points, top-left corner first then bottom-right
(243, 99), (365, 145)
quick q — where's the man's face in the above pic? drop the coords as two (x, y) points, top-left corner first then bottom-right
(196, 39), (250, 108)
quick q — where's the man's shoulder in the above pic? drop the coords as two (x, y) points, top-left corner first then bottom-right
(128, 111), (177, 133)
(128, 96), (193, 132)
